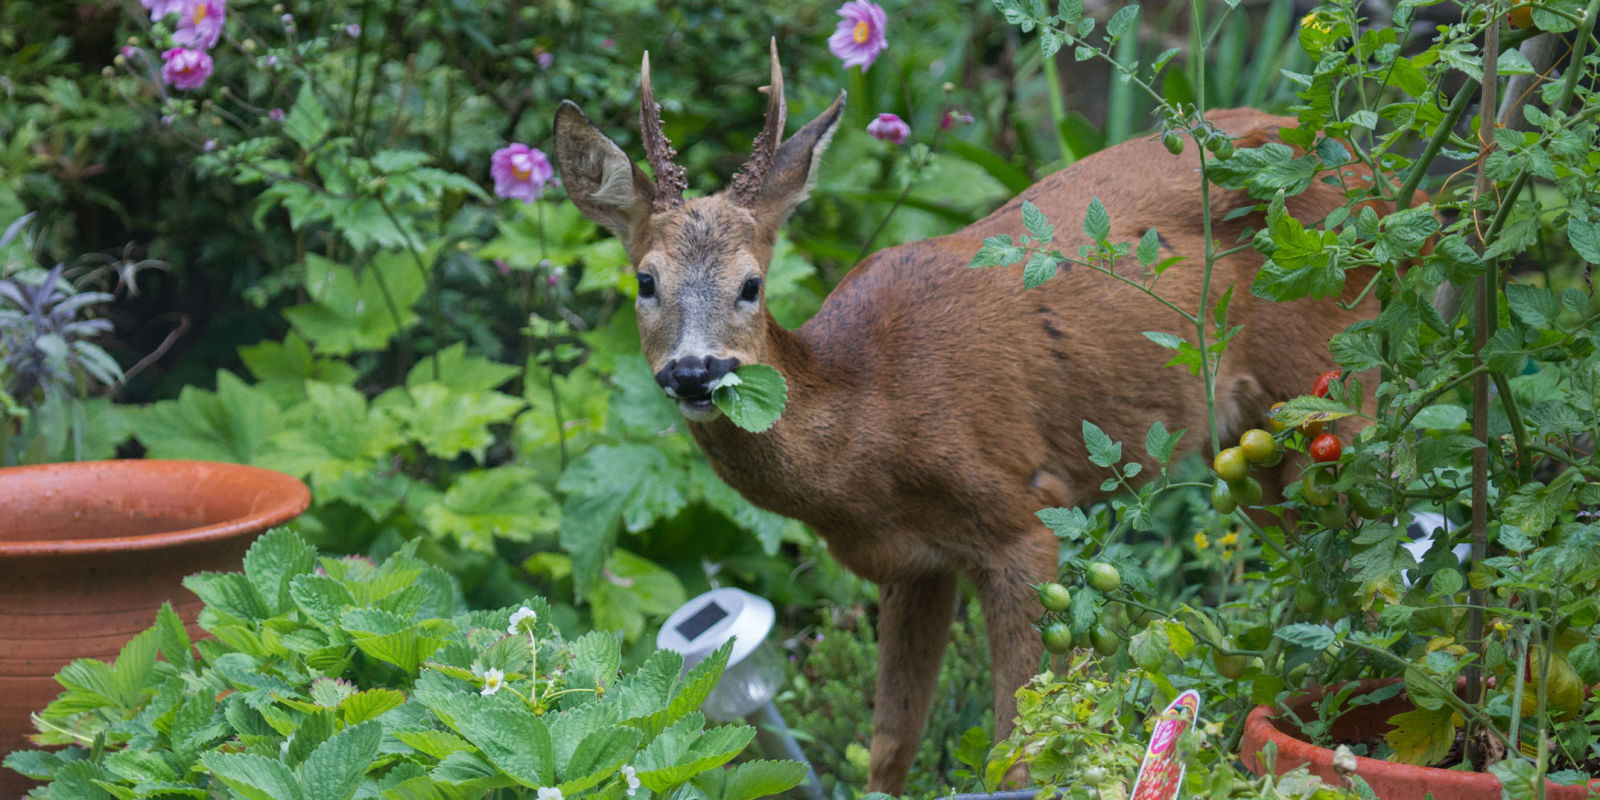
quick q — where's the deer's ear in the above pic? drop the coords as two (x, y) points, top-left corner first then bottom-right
(752, 91), (845, 231)
(553, 101), (656, 239)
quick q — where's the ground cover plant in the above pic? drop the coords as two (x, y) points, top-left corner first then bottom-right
(2, 0), (1599, 796)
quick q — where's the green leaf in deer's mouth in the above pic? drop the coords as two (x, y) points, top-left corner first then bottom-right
(710, 364), (788, 433)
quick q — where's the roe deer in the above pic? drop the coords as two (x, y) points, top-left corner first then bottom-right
(553, 43), (1383, 794)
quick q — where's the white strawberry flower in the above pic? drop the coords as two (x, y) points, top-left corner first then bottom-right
(480, 668), (505, 696)
(622, 764), (641, 796)
(508, 606), (538, 635)
(537, 788), (564, 800)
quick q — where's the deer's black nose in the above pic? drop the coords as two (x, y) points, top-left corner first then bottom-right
(656, 356), (740, 399)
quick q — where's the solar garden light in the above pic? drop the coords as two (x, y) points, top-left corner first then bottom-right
(658, 588), (825, 800)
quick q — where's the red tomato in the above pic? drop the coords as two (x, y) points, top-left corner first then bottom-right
(1309, 433), (1343, 463)
(1312, 370), (1341, 398)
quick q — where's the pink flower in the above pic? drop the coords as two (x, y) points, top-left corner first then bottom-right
(866, 112), (910, 144)
(490, 144), (554, 202)
(268, 108), (285, 122)
(346, 23), (362, 37)
(941, 110), (974, 130)
(161, 47), (213, 91)
(140, 0), (187, 21)
(173, 0), (226, 51)
(828, 1), (888, 72)
(537, 51), (554, 69)
(120, 45), (139, 61)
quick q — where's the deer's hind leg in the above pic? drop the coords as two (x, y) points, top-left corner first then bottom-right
(973, 525), (1058, 754)
(867, 571), (959, 794)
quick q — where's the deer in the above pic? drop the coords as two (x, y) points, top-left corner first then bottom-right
(552, 42), (1384, 794)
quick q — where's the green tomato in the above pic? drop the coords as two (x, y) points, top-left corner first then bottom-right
(1347, 484), (1388, 519)
(1212, 480), (1238, 515)
(1301, 470), (1337, 506)
(1087, 562), (1122, 593)
(1214, 646), (1249, 679)
(1229, 476), (1263, 507)
(1038, 583), (1073, 613)
(1083, 766), (1109, 786)
(1294, 582), (1321, 615)
(1162, 131), (1184, 155)
(1129, 629), (1166, 671)
(1213, 138), (1235, 160)
(1214, 447), (1250, 483)
(1091, 624), (1121, 657)
(1239, 428), (1278, 464)
(1315, 503), (1349, 530)
(1042, 621), (1075, 654)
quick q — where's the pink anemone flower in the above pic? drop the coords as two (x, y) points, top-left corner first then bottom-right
(828, 1), (888, 71)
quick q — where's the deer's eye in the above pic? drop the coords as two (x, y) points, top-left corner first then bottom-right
(739, 276), (762, 303)
(637, 273), (657, 299)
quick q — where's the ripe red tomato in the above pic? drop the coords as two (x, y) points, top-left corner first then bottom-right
(1309, 433), (1343, 463)
(1312, 370), (1341, 398)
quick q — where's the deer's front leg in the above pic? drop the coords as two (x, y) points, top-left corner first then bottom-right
(867, 572), (958, 794)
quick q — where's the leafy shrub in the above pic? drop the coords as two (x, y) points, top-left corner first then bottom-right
(774, 600), (992, 798)
(3, 528), (807, 800)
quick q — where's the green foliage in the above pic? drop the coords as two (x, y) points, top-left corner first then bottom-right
(5, 529), (805, 799)
(773, 601), (993, 799)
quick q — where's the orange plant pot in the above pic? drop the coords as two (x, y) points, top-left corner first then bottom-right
(1240, 678), (1600, 800)
(0, 460), (309, 797)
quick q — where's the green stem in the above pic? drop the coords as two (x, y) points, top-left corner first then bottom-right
(1042, 48), (1074, 162)
(1394, 82), (1478, 210)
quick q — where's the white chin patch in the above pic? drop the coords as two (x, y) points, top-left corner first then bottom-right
(678, 397), (722, 422)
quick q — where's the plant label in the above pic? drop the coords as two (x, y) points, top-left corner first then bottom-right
(1129, 689), (1201, 800)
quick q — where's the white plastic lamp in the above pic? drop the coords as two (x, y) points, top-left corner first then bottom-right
(657, 588), (823, 799)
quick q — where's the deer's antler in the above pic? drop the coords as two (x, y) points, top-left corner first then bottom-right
(730, 39), (787, 207)
(640, 51), (687, 212)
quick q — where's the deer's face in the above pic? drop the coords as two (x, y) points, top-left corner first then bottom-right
(634, 199), (769, 420)
(553, 44), (843, 424)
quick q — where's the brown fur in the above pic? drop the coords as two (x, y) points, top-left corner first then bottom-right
(557, 79), (1382, 791)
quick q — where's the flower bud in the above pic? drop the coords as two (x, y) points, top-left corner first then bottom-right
(241, 39), (257, 53)
(113, 55), (127, 68)
(127, 36), (140, 46)
(942, 81), (955, 93)
(102, 66), (115, 78)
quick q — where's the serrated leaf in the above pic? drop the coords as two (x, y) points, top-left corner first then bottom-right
(395, 730), (475, 760)
(1082, 197), (1110, 240)
(1137, 227), (1160, 266)
(1274, 623), (1335, 650)
(559, 727), (642, 793)
(183, 571), (269, 623)
(1505, 282), (1559, 328)
(300, 720), (381, 800)
(1569, 215), (1600, 264)
(200, 752), (302, 800)
(340, 688), (407, 724)
(711, 364), (787, 433)
(635, 719), (755, 791)
(1082, 420), (1121, 467)
(454, 707), (554, 788)
(1022, 252), (1059, 289)
(1037, 507), (1091, 541)
(1384, 707), (1455, 766)
(697, 760), (808, 800)
(243, 527), (318, 616)
(1021, 201), (1054, 243)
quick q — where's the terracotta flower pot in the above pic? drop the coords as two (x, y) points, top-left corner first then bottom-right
(0, 460), (309, 796)
(1241, 678), (1600, 799)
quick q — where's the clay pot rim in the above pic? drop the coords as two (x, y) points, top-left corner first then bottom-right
(1241, 677), (1600, 793)
(0, 460), (310, 557)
